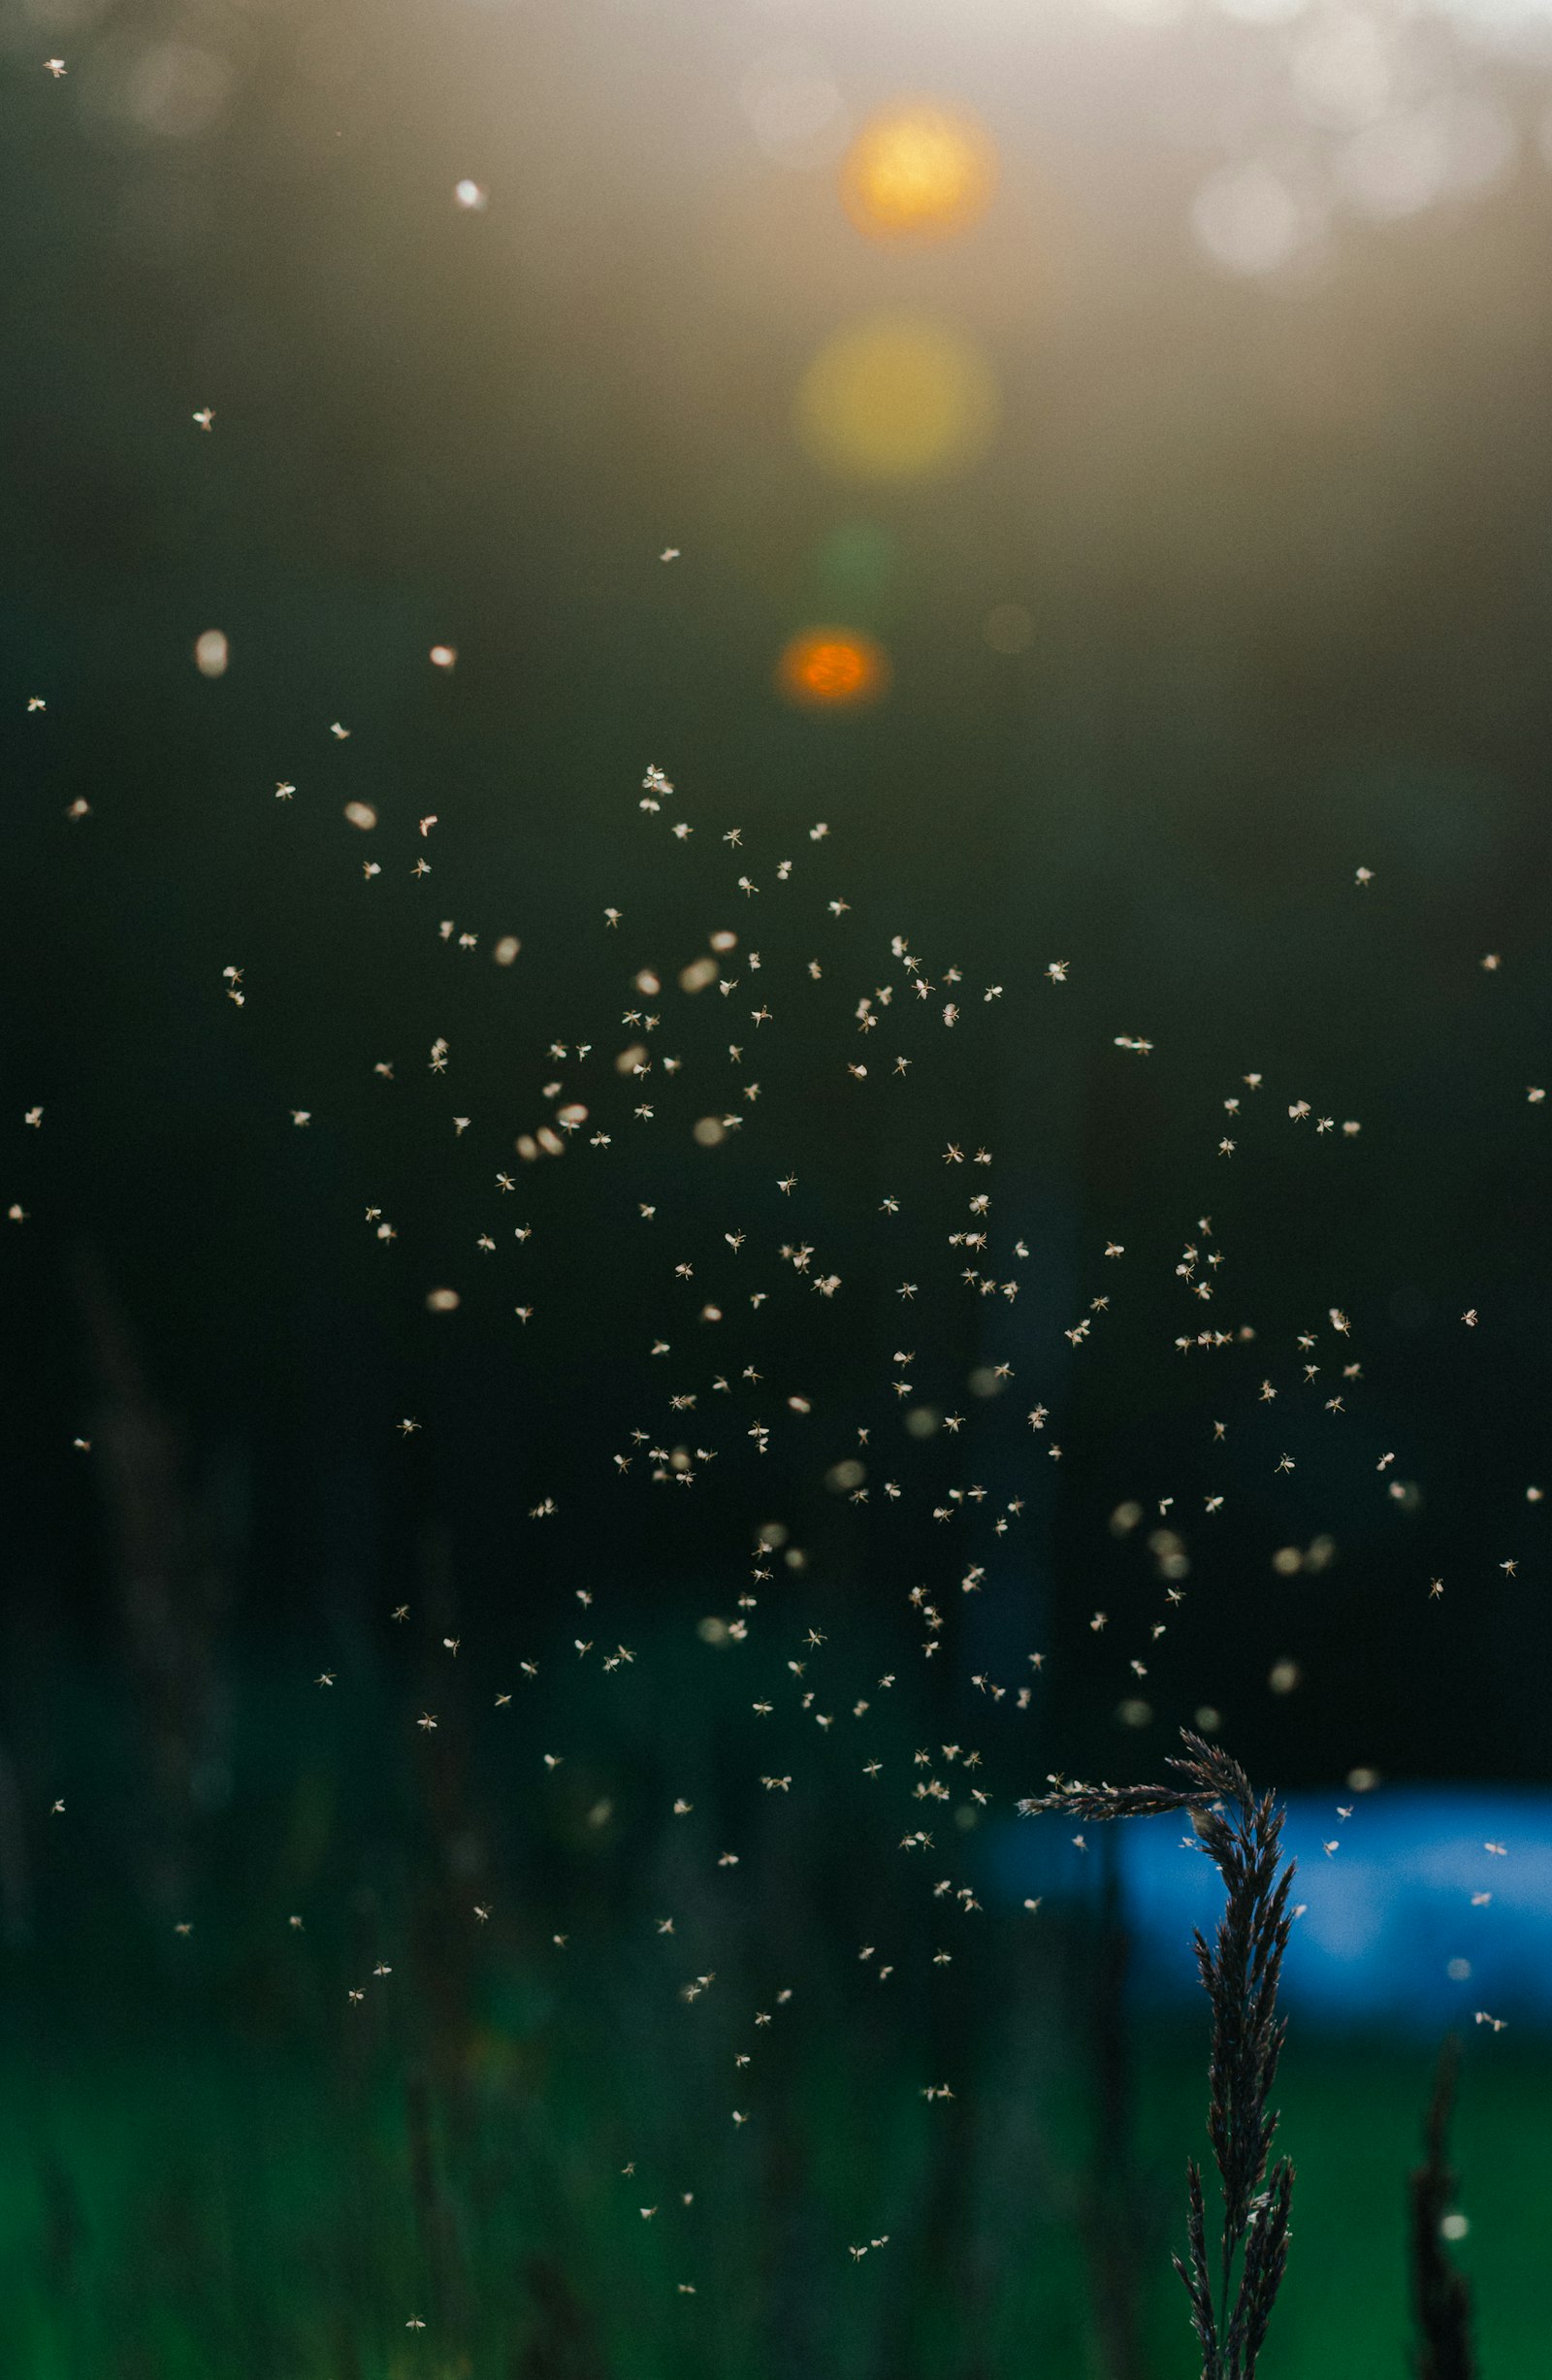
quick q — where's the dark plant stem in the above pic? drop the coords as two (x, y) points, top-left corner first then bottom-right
(1019, 1729), (1296, 2380)
(1081, 1836), (1149, 2380)
(1409, 2037), (1475, 2380)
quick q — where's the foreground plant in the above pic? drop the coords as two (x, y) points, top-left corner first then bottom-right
(1409, 2038), (1475, 2380)
(1019, 1731), (1295, 2380)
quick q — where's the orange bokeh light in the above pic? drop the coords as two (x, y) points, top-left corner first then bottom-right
(840, 103), (997, 244)
(777, 628), (889, 710)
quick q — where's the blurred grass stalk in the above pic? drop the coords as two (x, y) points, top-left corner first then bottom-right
(1409, 2038), (1476, 2380)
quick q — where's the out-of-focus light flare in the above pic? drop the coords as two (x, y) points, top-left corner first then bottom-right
(840, 103), (996, 243)
(796, 314), (997, 484)
(123, 43), (233, 140)
(454, 179), (487, 211)
(741, 49), (849, 170)
(430, 644), (457, 668)
(1338, 97), (1515, 220)
(777, 628), (889, 711)
(1191, 163), (1308, 274)
(194, 629), (228, 677)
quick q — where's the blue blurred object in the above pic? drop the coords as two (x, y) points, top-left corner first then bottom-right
(998, 1790), (1552, 2031)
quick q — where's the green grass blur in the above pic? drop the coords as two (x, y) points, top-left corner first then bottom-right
(4, 2022), (1545, 2379)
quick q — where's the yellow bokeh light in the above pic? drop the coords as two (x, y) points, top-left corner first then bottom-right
(777, 628), (889, 710)
(796, 313), (998, 485)
(840, 103), (997, 244)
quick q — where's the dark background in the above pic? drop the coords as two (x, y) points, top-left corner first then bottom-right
(2, 3), (1550, 2375)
